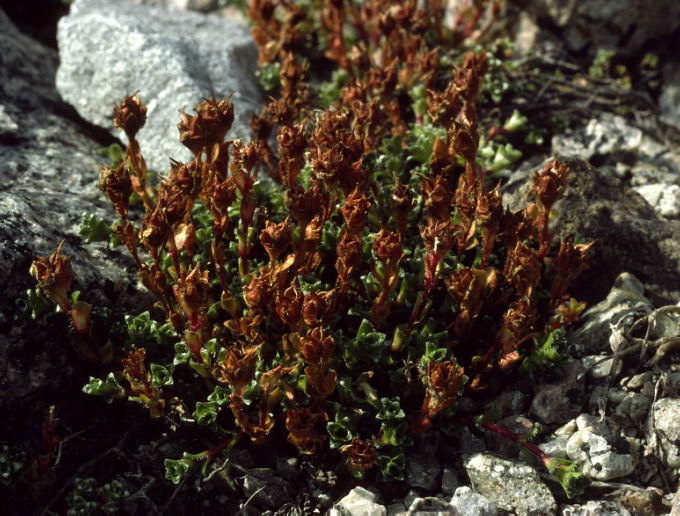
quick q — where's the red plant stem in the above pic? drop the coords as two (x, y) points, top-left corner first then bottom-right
(463, 3), (484, 40)
(479, 340), (500, 367)
(455, 417), (550, 467)
(167, 243), (183, 281)
(206, 432), (241, 460)
(486, 125), (508, 141)
(238, 229), (249, 277)
(451, 0), (471, 36)
(70, 312), (93, 342)
(538, 210), (551, 259)
(212, 226), (228, 288)
(347, 0), (371, 50)
(482, 422), (550, 466)
(127, 138), (154, 212)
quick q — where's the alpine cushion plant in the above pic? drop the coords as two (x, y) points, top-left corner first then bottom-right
(32, 0), (592, 496)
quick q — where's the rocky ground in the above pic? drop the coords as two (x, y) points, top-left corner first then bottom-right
(1, 0), (680, 514)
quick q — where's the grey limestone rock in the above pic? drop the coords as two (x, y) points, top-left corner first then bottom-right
(539, 436), (569, 460)
(450, 486), (498, 516)
(463, 453), (557, 515)
(56, 0), (263, 174)
(444, 425), (486, 457)
(564, 414), (638, 481)
(630, 160), (680, 188)
(565, 428), (636, 480)
(386, 502), (407, 516)
(622, 372), (654, 392)
(552, 114), (643, 161)
(609, 487), (666, 516)
(330, 487), (386, 516)
(634, 184), (680, 219)
(580, 355), (622, 380)
(407, 496), (454, 515)
(671, 486), (680, 516)
(549, 113), (680, 190)
(560, 500), (632, 515)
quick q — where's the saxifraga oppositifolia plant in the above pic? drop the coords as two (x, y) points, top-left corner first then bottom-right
(30, 0), (592, 497)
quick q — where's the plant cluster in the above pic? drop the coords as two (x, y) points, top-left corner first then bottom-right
(66, 477), (129, 516)
(31, 0), (592, 494)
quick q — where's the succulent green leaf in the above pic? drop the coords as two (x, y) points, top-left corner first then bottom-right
(25, 288), (53, 319)
(79, 213), (113, 244)
(174, 342), (191, 365)
(83, 373), (125, 399)
(319, 68), (349, 107)
(378, 449), (406, 480)
(378, 421), (410, 448)
(207, 385), (231, 406)
(327, 408), (354, 448)
(193, 401), (220, 426)
(257, 62), (281, 92)
(150, 363), (174, 387)
(546, 458), (591, 498)
(376, 397), (405, 420)
(503, 109), (528, 132)
(164, 457), (192, 485)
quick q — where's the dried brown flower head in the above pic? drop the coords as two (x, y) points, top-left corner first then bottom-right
(99, 162), (133, 219)
(113, 93), (147, 139)
(29, 240), (74, 312)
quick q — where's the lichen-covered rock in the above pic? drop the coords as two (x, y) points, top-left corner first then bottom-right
(660, 61), (680, 132)
(463, 453), (556, 515)
(560, 500), (632, 515)
(406, 443), (441, 491)
(563, 414), (638, 481)
(530, 361), (586, 425)
(56, 0), (263, 174)
(242, 468), (292, 510)
(566, 428), (636, 480)
(609, 487), (665, 516)
(126, 0), (248, 23)
(128, 0), (220, 12)
(614, 392), (653, 428)
(441, 467), (459, 496)
(568, 272), (653, 356)
(646, 398), (680, 469)
(0, 8), (145, 426)
(450, 486), (498, 516)
(671, 486), (680, 516)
